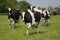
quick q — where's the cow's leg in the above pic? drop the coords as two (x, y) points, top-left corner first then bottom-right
(8, 19), (12, 29)
(44, 20), (46, 25)
(43, 19), (47, 26)
(44, 19), (48, 26)
(26, 23), (31, 35)
(12, 20), (15, 29)
(37, 22), (41, 33)
(46, 19), (49, 26)
(42, 18), (46, 25)
(17, 20), (20, 26)
(9, 20), (11, 28)
(41, 18), (45, 25)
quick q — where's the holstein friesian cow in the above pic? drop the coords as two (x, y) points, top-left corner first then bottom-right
(53, 11), (57, 16)
(8, 8), (20, 29)
(22, 6), (42, 35)
(31, 6), (50, 26)
(41, 10), (50, 26)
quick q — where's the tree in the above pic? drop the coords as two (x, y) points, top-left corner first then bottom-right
(5, 0), (17, 8)
(0, 0), (17, 13)
(0, 0), (17, 8)
(47, 6), (54, 15)
(0, 0), (7, 12)
(54, 6), (60, 15)
(0, 0), (6, 6)
(0, 0), (31, 13)
(41, 7), (46, 11)
(18, 1), (31, 12)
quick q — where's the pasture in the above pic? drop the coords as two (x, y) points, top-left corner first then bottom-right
(0, 14), (60, 40)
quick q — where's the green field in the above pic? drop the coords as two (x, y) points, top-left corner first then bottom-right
(0, 15), (60, 40)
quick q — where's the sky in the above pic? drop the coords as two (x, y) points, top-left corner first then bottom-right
(17, 0), (60, 8)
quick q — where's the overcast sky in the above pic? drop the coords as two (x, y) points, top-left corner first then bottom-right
(17, 0), (60, 8)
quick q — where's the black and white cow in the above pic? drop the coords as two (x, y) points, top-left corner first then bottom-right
(22, 6), (42, 35)
(41, 10), (50, 26)
(8, 8), (20, 29)
(31, 6), (50, 26)
(53, 11), (57, 16)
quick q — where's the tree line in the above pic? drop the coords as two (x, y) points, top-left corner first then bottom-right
(0, 0), (30, 13)
(0, 0), (60, 15)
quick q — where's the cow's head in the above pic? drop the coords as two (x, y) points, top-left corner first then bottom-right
(43, 10), (50, 17)
(8, 8), (11, 11)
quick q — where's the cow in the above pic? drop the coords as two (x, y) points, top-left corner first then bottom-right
(41, 10), (50, 26)
(8, 8), (20, 29)
(21, 6), (42, 35)
(30, 6), (50, 26)
(53, 11), (57, 16)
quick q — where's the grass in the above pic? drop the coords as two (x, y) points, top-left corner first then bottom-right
(0, 14), (60, 40)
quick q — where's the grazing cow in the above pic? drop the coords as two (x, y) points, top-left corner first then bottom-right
(41, 10), (50, 26)
(8, 8), (20, 29)
(22, 6), (42, 35)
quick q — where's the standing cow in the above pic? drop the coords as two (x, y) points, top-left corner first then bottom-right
(30, 6), (50, 26)
(8, 8), (20, 29)
(41, 10), (50, 26)
(21, 6), (42, 35)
